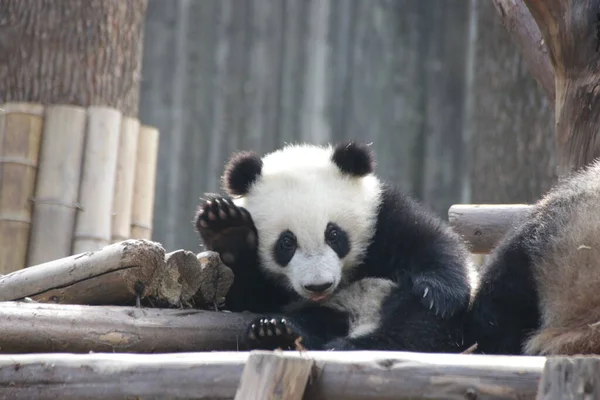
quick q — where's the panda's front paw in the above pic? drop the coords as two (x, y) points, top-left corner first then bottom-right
(195, 195), (257, 264)
(413, 280), (468, 319)
(245, 317), (302, 350)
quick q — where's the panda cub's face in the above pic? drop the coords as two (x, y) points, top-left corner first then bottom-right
(224, 142), (382, 302)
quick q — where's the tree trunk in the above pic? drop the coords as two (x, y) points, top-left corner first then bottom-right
(0, 0), (148, 117)
(522, 0), (600, 175)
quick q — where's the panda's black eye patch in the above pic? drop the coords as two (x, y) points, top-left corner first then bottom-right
(273, 230), (297, 267)
(325, 222), (350, 259)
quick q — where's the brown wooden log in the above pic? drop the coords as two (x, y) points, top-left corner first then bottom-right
(26, 105), (87, 265)
(0, 350), (546, 399)
(235, 352), (314, 400)
(0, 302), (257, 354)
(538, 357), (600, 399)
(0, 107), (43, 273)
(111, 116), (140, 243)
(0, 0), (148, 118)
(448, 204), (533, 253)
(522, 0), (600, 175)
(491, 0), (554, 102)
(0, 239), (164, 305)
(150, 249), (233, 308)
(73, 106), (122, 254)
(131, 125), (159, 240)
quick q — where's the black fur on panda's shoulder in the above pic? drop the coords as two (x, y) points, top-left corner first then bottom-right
(221, 151), (263, 196)
(357, 183), (473, 319)
(331, 142), (375, 177)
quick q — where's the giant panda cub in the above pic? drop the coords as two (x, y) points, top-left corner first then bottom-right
(196, 142), (475, 352)
(465, 159), (600, 356)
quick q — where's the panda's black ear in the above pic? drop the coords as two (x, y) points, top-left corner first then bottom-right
(331, 142), (375, 177)
(221, 151), (263, 196)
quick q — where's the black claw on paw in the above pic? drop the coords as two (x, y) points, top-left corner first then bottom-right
(413, 280), (468, 319)
(246, 317), (301, 350)
(195, 195), (258, 262)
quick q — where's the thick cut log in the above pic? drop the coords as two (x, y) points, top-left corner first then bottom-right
(449, 204), (533, 253)
(235, 352), (314, 400)
(538, 357), (600, 399)
(26, 105), (87, 265)
(0, 350), (546, 399)
(0, 0), (148, 117)
(150, 249), (233, 308)
(0, 240), (164, 304)
(522, 0), (600, 175)
(0, 302), (257, 354)
(0, 108), (43, 273)
(491, 0), (554, 102)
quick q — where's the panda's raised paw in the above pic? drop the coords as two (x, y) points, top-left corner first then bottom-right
(246, 317), (302, 350)
(195, 195), (257, 251)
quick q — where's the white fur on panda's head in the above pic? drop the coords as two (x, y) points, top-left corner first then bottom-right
(221, 142), (382, 302)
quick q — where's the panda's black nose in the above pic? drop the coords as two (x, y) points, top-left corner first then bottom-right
(304, 282), (333, 293)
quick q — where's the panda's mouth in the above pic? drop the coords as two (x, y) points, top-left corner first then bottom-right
(308, 293), (331, 302)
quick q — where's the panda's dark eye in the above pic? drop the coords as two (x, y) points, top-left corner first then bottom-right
(273, 230), (297, 266)
(326, 227), (338, 243)
(325, 222), (350, 259)
(281, 236), (295, 249)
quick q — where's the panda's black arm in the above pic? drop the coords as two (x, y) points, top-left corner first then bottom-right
(324, 287), (467, 353)
(365, 186), (472, 318)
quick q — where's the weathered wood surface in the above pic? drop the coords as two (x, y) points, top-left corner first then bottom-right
(73, 106), (122, 254)
(491, 0), (554, 102)
(235, 352), (314, 400)
(0, 108), (43, 273)
(523, 0), (600, 175)
(538, 357), (600, 399)
(466, 0), (555, 207)
(0, 350), (546, 399)
(26, 105), (87, 265)
(0, 0), (148, 117)
(141, 0), (469, 252)
(0, 302), (257, 354)
(0, 240), (164, 304)
(449, 204), (533, 253)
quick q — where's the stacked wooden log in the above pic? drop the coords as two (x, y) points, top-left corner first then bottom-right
(0, 102), (160, 274)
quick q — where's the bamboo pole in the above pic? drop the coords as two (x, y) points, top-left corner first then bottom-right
(72, 106), (122, 254)
(0, 302), (257, 354)
(111, 116), (140, 243)
(0, 350), (546, 399)
(0, 102), (45, 116)
(0, 239), (164, 304)
(131, 125), (159, 240)
(26, 105), (87, 265)
(0, 106), (44, 273)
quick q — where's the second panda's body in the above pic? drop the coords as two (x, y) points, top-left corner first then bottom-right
(466, 159), (600, 356)
(196, 142), (475, 352)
